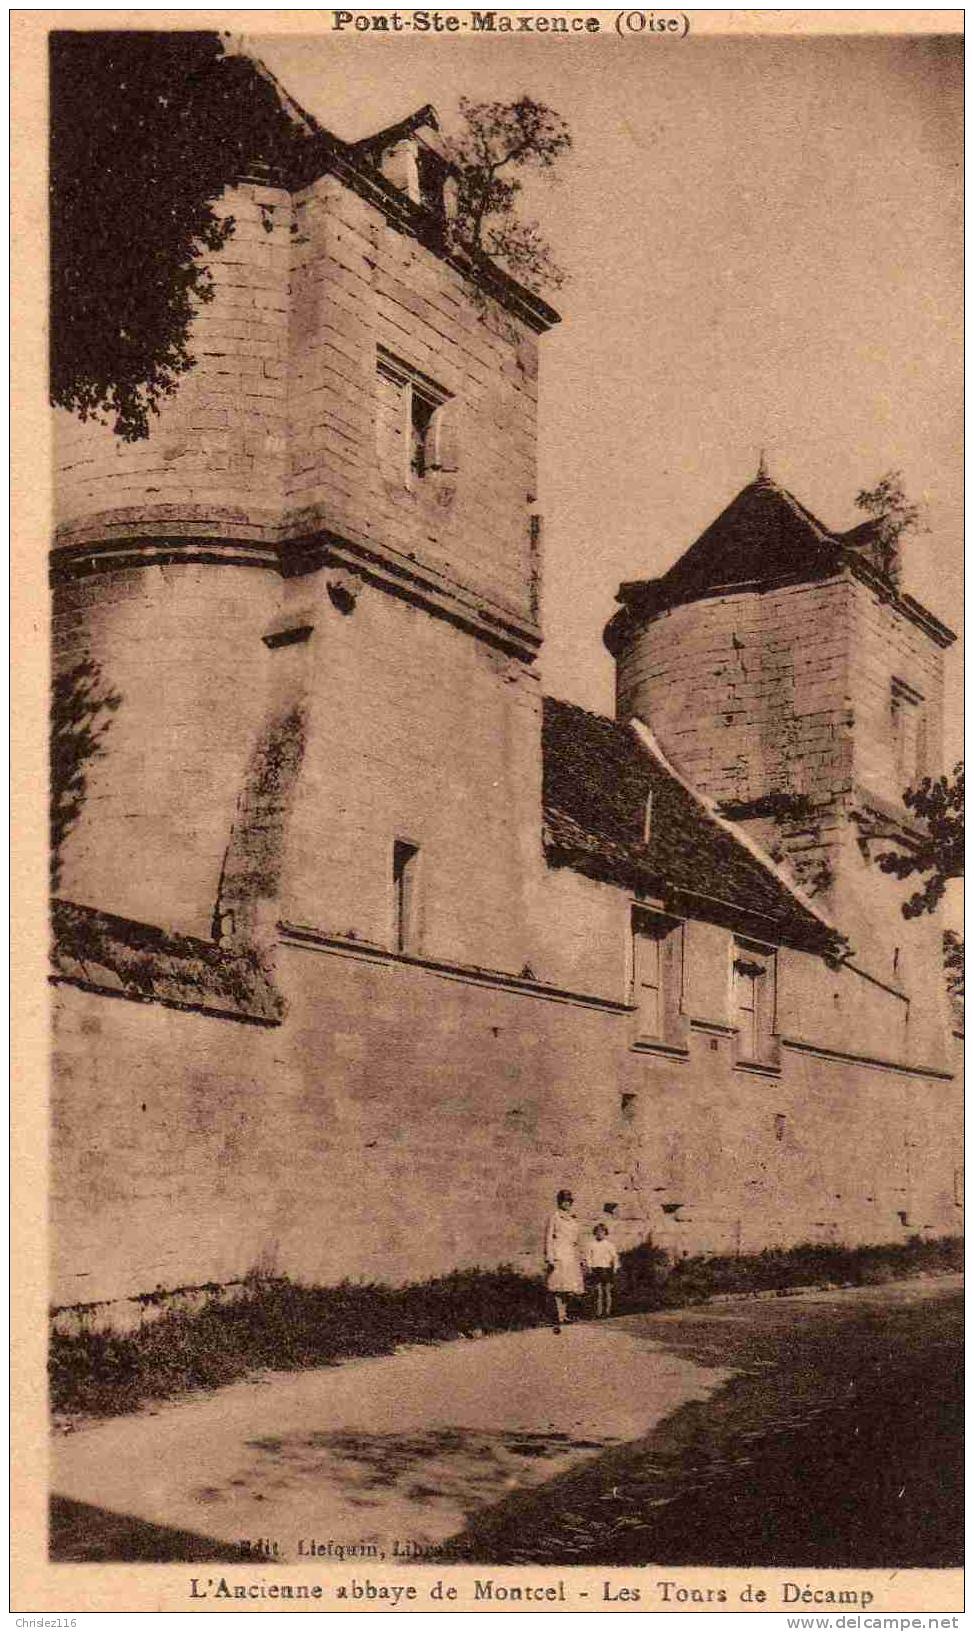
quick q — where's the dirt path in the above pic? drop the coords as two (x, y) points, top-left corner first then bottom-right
(444, 1276), (964, 1568)
(51, 1275), (962, 1566)
(51, 1317), (728, 1562)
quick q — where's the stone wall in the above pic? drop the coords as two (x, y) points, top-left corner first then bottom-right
(287, 175), (540, 627)
(277, 563), (543, 978)
(615, 577), (856, 809)
(847, 574), (947, 805)
(53, 562), (279, 939)
(51, 882), (962, 1319)
(54, 184), (292, 549)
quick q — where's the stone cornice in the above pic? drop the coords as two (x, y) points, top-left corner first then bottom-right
(781, 1035), (954, 1082)
(279, 922), (634, 1014)
(605, 554), (956, 654)
(51, 521), (543, 664)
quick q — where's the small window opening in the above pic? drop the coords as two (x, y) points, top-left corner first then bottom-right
(392, 839), (419, 953)
(733, 939), (777, 1066)
(377, 348), (450, 488)
(631, 907), (682, 1043)
(774, 1113), (786, 1143)
(410, 391), (437, 478)
(621, 1092), (637, 1122)
(890, 677), (925, 786)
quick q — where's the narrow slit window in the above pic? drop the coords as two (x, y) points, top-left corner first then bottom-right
(410, 391), (437, 478)
(633, 927), (662, 1038)
(392, 839), (419, 953)
(735, 961), (760, 1060)
(890, 677), (925, 787)
(733, 939), (777, 1066)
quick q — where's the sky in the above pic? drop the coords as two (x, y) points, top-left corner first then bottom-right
(254, 27), (963, 758)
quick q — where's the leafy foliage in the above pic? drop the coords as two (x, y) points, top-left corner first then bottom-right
(51, 1236), (962, 1420)
(49, 31), (305, 441)
(446, 96), (571, 293)
(943, 928), (964, 998)
(50, 659), (121, 891)
(854, 469), (928, 579)
(51, 899), (283, 1023)
(876, 762), (964, 916)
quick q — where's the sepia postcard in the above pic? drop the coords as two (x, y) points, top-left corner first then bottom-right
(11, 7), (963, 1616)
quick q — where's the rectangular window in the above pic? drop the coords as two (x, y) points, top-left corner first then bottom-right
(392, 839), (420, 953)
(733, 939), (778, 1068)
(377, 349), (451, 488)
(631, 908), (684, 1046)
(890, 677), (925, 788)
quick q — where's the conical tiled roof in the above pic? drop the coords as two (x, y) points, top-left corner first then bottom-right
(615, 476), (840, 621)
(605, 473), (955, 653)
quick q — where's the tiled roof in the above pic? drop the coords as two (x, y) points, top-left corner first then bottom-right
(604, 474), (955, 653)
(541, 696), (843, 955)
(608, 477), (840, 639)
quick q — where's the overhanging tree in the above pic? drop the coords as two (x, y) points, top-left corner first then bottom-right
(876, 762), (964, 917)
(49, 31), (306, 441)
(853, 469), (928, 580)
(446, 95), (572, 293)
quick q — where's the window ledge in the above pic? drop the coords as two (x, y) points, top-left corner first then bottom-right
(689, 1017), (736, 1037)
(733, 1058), (783, 1079)
(631, 1038), (690, 1061)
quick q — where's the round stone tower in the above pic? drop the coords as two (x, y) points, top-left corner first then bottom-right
(604, 468), (956, 1032)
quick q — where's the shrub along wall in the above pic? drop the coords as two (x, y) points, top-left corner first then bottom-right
(50, 1235), (962, 1420)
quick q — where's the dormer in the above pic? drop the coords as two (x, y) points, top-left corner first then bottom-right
(351, 103), (461, 221)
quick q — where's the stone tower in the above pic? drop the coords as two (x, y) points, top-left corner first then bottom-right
(604, 468), (956, 1069)
(52, 84), (558, 971)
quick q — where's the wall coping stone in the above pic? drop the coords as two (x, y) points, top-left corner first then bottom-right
(781, 1035), (954, 1082)
(279, 920), (635, 1014)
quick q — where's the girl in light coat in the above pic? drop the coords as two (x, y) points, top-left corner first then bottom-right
(544, 1189), (585, 1331)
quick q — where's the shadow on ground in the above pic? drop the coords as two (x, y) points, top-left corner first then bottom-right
(195, 1425), (613, 1523)
(49, 1496), (251, 1563)
(442, 1291), (964, 1568)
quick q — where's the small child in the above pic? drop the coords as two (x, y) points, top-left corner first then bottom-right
(585, 1221), (620, 1318)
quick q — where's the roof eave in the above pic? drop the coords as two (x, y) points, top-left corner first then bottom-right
(628, 717), (848, 960)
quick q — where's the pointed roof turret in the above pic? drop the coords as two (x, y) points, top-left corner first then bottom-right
(609, 475), (837, 635)
(604, 473), (955, 654)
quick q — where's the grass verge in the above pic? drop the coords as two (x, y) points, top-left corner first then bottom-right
(51, 1235), (962, 1420)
